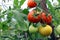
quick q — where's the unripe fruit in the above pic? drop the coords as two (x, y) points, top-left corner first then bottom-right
(29, 25), (38, 33)
(38, 25), (52, 36)
(56, 25), (60, 34)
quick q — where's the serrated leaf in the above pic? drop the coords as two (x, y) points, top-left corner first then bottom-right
(14, 0), (18, 8)
(13, 10), (28, 31)
(2, 22), (8, 31)
(47, 0), (55, 14)
(20, 0), (25, 8)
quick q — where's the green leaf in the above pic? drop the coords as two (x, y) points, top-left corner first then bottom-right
(46, 0), (60, 26)
(2, 21), (8, 31)
(47, 0), (55, 14)
(58, 0), (60, 4)
(2, 10), (7, 14)
(0, 22), (2, 29)
(13, 10), (28, 31)
(7, 11), (13, 23)
(22, 9), (29, 15)
(52, 0), (53, 2)
(20, 0), (25, 8)
(14, 0), (18, 8)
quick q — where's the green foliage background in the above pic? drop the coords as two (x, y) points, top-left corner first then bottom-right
(0, 0), (60, 40)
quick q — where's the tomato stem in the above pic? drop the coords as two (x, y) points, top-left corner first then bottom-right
(27, 30), (33, 40)
(40, 0), (49, 13)
(27, 22), (33, 40)
(49, 24), (57, 40)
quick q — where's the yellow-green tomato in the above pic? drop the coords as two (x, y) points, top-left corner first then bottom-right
(56, 25), (60, 34)
(38, 25), (52, 36)
(29, 25), (38, 33)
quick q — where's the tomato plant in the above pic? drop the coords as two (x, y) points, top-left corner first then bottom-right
(0, 0), (60, 40)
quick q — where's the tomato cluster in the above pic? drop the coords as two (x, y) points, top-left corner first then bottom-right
(27, 0), (53, 36)
(27, 10), (52, 24)
(27, 10), (52, 36)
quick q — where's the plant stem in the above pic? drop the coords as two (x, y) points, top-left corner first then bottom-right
(40, 0), (57, 40)
(27, 22), (33, 40)
(27, 30), (33, 40)
(50, 24), (57, 40)
(40, 0), (48, 13)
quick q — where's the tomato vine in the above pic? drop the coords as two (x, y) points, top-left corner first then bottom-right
(0, 0), (60, 40)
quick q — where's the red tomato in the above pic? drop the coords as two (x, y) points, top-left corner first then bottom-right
(46, 14), (52, 24)
(27, 0), (37, 8)
(40, 12), (52, 24)
(27, 10), (41, 23)
(46, 17), (51, 24)
(41, 12), (47, 23)
(48, 14), (52, 21)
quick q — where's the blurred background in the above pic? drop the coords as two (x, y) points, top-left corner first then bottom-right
(0, 0), (58, 11)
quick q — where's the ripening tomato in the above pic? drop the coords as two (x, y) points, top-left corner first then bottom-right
(38, 25), (52, 36)
(46, 14), (52, 24)
(40, 12), (47, 24)
(27, 0), (37, 8)
(27, 10), (41, 23)
(41, 12), (47, 23)
(40, 12), (52, 24)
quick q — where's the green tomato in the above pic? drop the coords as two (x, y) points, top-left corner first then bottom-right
(56, 25), (60, 34)
(29, 25), (38, 33)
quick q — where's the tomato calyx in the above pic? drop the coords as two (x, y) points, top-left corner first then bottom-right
(41, 24), (47, 27)
(33, 13), (40, 18)
(32, 10), (41, 18)
(33, 10), (41, 18)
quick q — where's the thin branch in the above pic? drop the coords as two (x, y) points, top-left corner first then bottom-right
(40, 0), (48, 12)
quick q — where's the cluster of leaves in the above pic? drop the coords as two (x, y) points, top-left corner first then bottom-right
(0, 0), (60, 40)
